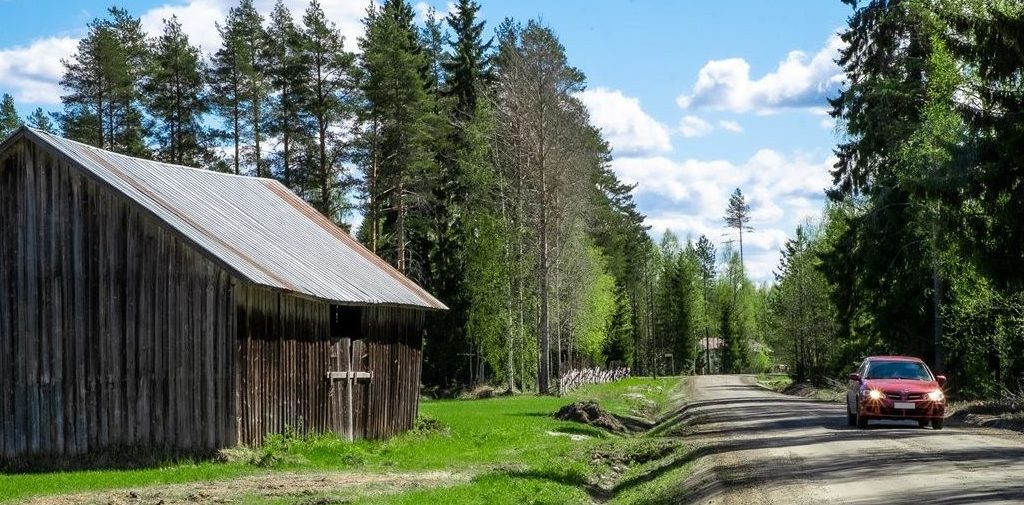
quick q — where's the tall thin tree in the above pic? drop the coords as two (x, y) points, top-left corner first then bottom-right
(724, 188), (753, 273)
(299, 0), (357, 224)
(144, 16), (211, 166)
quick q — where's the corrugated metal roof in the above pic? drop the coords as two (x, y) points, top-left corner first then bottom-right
(6, 127), (447, 310)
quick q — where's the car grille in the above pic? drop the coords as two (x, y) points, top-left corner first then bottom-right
(885, 392), (924, 400)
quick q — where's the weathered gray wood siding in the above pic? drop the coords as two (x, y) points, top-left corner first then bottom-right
(1, 137), (428, 460)
(235, 286), (425, 445)
(361, 306), (424, 440)
(0, 139), (237, 459)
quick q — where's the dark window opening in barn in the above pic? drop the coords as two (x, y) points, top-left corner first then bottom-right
(331, 305), (364, 340)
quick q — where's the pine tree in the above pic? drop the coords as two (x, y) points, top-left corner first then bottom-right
(493, 20), (594, 393)
(266, 0), (306, 189)
(358, 0), (438, 275)
(25, 108), (54, 133)
(144, 16), (211, 166)
(58, 7), (149, 155)
(299, 0), (356, 224)
(210, 0), (270, 176)
(724, 188), (752, 273)
(0, 94), (19, 137)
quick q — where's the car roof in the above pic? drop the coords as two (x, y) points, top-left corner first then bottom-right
(866, 356), (924, 363)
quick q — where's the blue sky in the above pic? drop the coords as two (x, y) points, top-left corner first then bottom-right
(0, 0), (852, 281)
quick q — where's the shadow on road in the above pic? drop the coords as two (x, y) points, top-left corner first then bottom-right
(655, 376), (1024, 505)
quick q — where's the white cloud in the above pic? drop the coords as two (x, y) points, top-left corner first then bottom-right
(578, 87), (672, 156)
(679, 115), (713, 138)
(677, 34), (845, 114)
(718, 120), (743, 133)
(141, 0), (226, 52)
(614, 149), (834, 282)
(414, 1), (458, 25)
(0, 37), (78, 104)
(142, 0), (366, 52)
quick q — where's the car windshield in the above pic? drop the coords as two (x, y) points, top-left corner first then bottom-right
(865, 361), (932, 380)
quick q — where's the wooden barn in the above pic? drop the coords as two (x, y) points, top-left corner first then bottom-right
(0, 127), (447, 461)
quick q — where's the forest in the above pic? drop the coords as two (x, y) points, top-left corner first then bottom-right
(768, 0), (1024, 399)
(0, 0), (776, 394)
(8, 0), (1020, 400)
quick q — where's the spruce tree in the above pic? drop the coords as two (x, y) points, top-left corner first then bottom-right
(443, 0), (491, 122)
(0, 94), (18, 137)
(420, 7), (447, 100)
(825, 0), (939, 363)
(144, 16), (211, 166)
(419, 0), (495, 386)
(695, 234), (716, 372)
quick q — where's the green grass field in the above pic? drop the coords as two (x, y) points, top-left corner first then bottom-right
(1, 376), (691, 504)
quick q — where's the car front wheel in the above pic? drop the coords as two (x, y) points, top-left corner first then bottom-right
(932, 418), (944, 430)
(856, 411), (868, 429)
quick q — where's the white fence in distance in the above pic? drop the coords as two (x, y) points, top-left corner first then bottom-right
(559, 367), (631, 394)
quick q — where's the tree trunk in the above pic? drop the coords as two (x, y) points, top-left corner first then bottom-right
(232, 85), (240, 175)
(369, 118), (380, 253)
(397, 175), (406, 273)
(932, 202), (944, 371)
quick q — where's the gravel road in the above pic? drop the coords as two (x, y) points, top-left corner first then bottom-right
(682, 374), (1024, 505)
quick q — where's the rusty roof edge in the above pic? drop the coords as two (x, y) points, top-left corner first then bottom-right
(253, 281), (445, 311)
(262, 180), (449, 311)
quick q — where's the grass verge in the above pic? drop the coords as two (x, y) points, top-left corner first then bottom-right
(2, 376), (691, 505)
(757, 374), (844, 402)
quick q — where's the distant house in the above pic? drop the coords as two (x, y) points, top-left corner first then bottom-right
(0, 127), (446, 461)
(698, 337), (773, 374)
(698, 337), (725, 374)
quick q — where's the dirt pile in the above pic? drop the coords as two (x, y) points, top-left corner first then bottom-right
(555, 401), (627, 433)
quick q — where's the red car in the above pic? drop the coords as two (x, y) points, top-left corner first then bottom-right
(846, 356), (947, 429)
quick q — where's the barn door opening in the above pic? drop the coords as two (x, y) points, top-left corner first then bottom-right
(327, 306), (369, 441)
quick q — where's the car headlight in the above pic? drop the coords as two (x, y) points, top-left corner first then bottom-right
(868, 389), (883, 400)
(928, 390), (944, 401)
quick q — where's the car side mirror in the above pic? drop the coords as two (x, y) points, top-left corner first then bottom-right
(936, 375), (946, 386)
(849, 373), (862, 382)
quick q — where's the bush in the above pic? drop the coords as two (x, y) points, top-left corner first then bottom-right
(747, 349), (773, 374)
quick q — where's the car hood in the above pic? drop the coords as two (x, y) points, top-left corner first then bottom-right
(863, 379), (940, 393)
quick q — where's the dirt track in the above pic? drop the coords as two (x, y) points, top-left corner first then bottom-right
(682, 375), (1024, 505)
